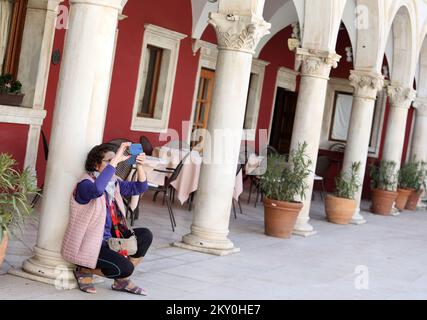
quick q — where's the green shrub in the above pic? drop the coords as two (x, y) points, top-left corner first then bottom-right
(335, 162), (361, 200)
(398, 162), (419, 190)
(370, 160), (398, 192)
(0, 74), (22, 94)
(260, 142), (312, 203)
(0, 153), (39, 242)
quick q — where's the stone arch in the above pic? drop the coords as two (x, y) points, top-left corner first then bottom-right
(192, 0), (302, 55)
(191, 0), (217, 40)
(254, 1), (300, 57)
(382, 1), (418, 86)
(416, 14), (427, 97)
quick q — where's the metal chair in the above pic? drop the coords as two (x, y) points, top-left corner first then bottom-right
(149, 152), (190, 231)
(247, 145), (277, 207)
(164, 140), (191, 152)
(232, 163), (244, 219)
(139, 135), (153, 156)
(313, 155), (330, 201)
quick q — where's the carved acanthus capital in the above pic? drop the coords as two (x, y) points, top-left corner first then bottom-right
(413, 98), (427, 117)
(387, 86), (416, 109)
(349, 70), (384, 100)
(295, 48), (341, 79)
(208, 12), (271, 54)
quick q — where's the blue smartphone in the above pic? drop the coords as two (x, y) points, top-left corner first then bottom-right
(127, 143), (143, 165)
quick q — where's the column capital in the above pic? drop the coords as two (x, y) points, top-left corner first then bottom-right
(208, 12), (271, 54)
(349, 70), (384, 100)
(387, 86), (416, 109)
(413, 98), (427, 117)
(295, 48), (341, 79)
(70, 0), (124, 10)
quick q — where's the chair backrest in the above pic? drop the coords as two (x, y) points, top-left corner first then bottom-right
(139, 135), (153, 156)
(107, 138), (133, 180)
(329, 142), (345, 153)
(165, 140), (191, 152)
(166, 152), (191, 186)
(236, 163), (244, 176)
(239, 142), (256, 165)
(108, 138), (130, 150)
(316, 155), (330, 178)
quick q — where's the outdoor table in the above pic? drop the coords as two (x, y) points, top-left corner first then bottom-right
(153, 146), (244, 204)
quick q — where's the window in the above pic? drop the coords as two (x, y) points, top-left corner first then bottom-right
(190, 68), (215, 148)
(1, 0), (27, 77)
(131, 24), (186, 133)
(138, 45), (163, 118)
(329, 92), (353, 142)
(322, 78), (387, 157)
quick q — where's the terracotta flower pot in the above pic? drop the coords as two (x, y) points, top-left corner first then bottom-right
(0, 92), (24, 106)
(395, 188), (415, 211)
(405, 190), (422, 211)
(325, 194), (356, 225)
(371, 189), (398, 215)
(263, 198), (303, 239)
(0, 233), (8, 268)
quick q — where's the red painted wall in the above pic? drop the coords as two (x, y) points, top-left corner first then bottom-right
(0, 123), (28, 170)
(201, 24), (217, 44)
(103, 0), (199, 146)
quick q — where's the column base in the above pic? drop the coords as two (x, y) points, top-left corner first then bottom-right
(292, 221), (317, 237)
(172, 241), (240, 256)
(8, 268), (77, 290)
(176, 232), (240, 256)
(17, 246), (76, 289)
(350, 208), (367, 225)
(390, 209), (400, 216)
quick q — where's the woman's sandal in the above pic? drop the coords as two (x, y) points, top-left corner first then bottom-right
(73, 268), (97, 294)
(112, 278), (147, 296)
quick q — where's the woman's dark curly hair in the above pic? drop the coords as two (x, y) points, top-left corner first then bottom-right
(85, 143), (117, 172)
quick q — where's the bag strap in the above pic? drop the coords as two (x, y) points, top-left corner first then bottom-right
(107, 201), (122, 238)
(106, 199), (135, 238)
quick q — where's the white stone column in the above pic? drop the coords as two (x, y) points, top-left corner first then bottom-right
(342, 70), (384, 224)
(290, 48), (340, 237)
(17, 0), (62, 173)
(13, 0), (124, 287)
(382, 86), (417, 178)
(175, 4), (270, 255)
(410, 98), (427, 162)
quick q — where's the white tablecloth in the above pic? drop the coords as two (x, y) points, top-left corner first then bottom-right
(152, 146), (243, 204)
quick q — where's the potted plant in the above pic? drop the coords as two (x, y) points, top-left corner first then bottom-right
(0, 74), (24, 106)
(370, 160), (399, 215)
(325, 162), (361, 224)
(396, 162), (418, 210)
(0, 153), (38, 267)
(260, 142), (312, 238)
(405, 161), (427, 211)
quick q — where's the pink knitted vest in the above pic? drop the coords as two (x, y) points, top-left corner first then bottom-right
(61, 173), (126, 269)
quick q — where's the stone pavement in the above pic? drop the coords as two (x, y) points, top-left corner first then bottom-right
(1, 190), (427, 300)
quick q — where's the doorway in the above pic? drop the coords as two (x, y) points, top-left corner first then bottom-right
(269, 87), (298, 155)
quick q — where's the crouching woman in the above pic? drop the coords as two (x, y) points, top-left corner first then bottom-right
(61, 142), (152, 295)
